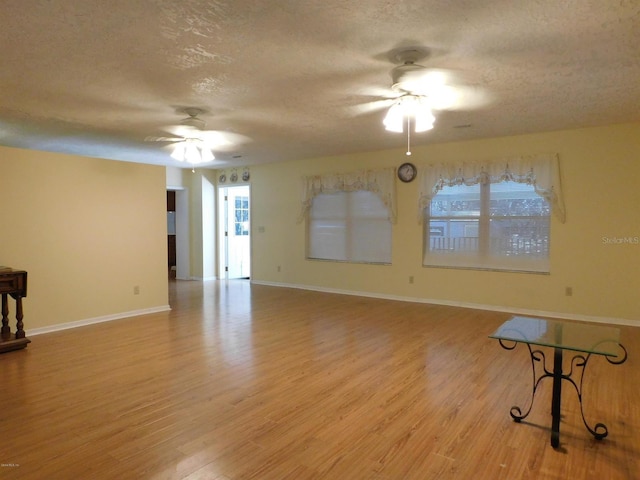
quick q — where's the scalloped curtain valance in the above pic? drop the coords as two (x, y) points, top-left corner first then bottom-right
(298, 167), (397, 224)
(417, 153), (566, 223)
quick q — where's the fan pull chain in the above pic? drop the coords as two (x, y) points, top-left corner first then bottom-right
(406, 116), (412, 156)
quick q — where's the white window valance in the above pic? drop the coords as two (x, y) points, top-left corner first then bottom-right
(298, 167), (397, 224)
(418, 153), (566, 223)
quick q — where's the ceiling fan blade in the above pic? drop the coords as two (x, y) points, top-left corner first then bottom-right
(390, 66), (490, 111)
(160, 126), (251, 149)
(348, 98), (395, 116)
(397, 68), (455, 95)
(430, 85), (492, 111)
(144, 136), (183, 142)
(196, 130), (231, 146)
(163, 125), (199, 137)
(198, 130), (252, 149)
(354, 85), (400, 99)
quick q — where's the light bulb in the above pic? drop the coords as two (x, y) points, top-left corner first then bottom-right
(383, 95), (435, 133)
(383, 102), (405, 132)
(171, 142), (186, 161)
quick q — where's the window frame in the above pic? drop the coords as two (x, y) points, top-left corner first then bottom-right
(424, 179), (551, 273)
(234, 195), (250, 236)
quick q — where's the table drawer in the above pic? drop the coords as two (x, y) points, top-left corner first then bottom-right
(0, 272), (27, 295)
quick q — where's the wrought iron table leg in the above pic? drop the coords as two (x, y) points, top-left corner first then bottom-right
(550, 347), (563, 448)
(499, 338), (627, 448)
(499, 340), (550, 423)
(570, 343), (628, 441)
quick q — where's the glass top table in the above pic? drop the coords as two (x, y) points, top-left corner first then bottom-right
(489, 316), (622, 356)
(489, 316), (627, 448)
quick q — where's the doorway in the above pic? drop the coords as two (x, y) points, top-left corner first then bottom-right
(167, 188), (189, 280)
(218, 185), (251, 279)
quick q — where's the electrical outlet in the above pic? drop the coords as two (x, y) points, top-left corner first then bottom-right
(565, 286), (573, 297)
(133, 285), (140, 295)
(277, 265), (281, 272)
(409, 276), (414, 284)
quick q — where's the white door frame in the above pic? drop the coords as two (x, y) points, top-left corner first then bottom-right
(218, 184), (251, 279)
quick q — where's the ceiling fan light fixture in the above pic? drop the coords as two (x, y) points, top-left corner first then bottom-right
(414, 104), (436, 132)
(170, 142), (187, 161)
(383, 95), (435, 133)
(185, 139), (201, 162)
(383, 102), (405, 132)
(201, 145), (215, 162)
(171, 138), (215, 164)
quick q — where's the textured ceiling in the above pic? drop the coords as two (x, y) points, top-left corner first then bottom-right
(1, 1), (639, 169)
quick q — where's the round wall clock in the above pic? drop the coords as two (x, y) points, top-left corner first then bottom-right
(397, 162), (417, 183)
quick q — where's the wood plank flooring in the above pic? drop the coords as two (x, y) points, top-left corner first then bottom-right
(1, 280), (638, 479)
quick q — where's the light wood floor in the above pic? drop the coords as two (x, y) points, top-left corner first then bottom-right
(2, 280), (639, 479)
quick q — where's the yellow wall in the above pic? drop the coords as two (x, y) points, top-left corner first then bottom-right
(250, 123), (640, 323)
(1, 146), (169, 331)
(3, 123), (636, 333)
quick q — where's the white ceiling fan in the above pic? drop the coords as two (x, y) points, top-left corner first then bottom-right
(146, 108), (249, 165)
(353, 47), (489, 154)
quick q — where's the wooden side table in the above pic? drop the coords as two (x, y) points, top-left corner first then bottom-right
(0, 268), (30, 353)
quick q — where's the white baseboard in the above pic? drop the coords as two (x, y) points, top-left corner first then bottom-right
(250, 280), (640, 328)
(28, 305), (172, 336)
(177, 276), (217, 281)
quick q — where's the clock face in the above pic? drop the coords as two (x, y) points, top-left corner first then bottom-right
(398, 162), (417, 182)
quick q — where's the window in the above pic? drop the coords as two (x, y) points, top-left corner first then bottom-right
(425, 180), (550, 272)
(234, 196), (249, 236)
(308, 190), (392, 264)
(299, 167), (396, 264)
